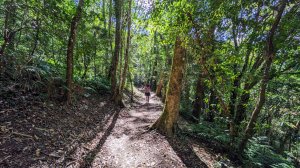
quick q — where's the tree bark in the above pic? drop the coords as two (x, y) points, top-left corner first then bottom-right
(102, 0), (110, 76)
(151, 31), (159, 91)
(65, 0), (84, 104)
(127, 67), (134, 102)
(228, 25), (239, 137)
(239, 0), (286, 152)
(151, 37), (186, 136)
(30, 14), (40, 57)
(191, 73), (205, 123)
(107, 0), (113, 78)
(205, 89), (217, 122)
(118, 19), (124, 81)
(118, 0), (132, 105)
(81, 54), (91, 80)
(93, 31), (97, 79)
(110, 0), (122, 105)
(156, 71), (164, 97)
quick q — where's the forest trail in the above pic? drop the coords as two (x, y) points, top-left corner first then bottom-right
(65, 89), (210, 168)
(1, 0), (298, 167)
(82, 91), (183, 167)
(1, 85), (222, 168)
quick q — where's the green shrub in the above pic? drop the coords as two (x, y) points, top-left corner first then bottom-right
(191, 120), (231, 144)
(81, 77), (111, 93)
(244, 138), (294, 168)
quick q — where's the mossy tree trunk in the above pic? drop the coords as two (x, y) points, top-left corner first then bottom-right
(151, 37), (186, 136)
(65, 0), (84, 104)
(120, 0), (131, 101)
(110, 0), (122, 105)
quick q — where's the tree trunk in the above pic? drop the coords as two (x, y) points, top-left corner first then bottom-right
(229, 50), (241, 139)
(102, 0), (106, 28)
(107, 0), (113, 79)
(239, 0), (286, 152)
(110, 0), (122, 105)
(151, 37), (186, 136)
(102, 0), (110, 76)
(191, 73), (205, 123)
(118, 0), (132, 104)
(93, 31), (97, 79)
(182, 73), (190, 112)
(156, 72), (164, 97)
(151, 31), (158, 91)
(128, 67), (134, 102)
(30, 14), (40, 57)
(0, 0), (16, 71)
(191, 25), (215, 123)
(81, 54), (90, 80)
(65, 0), (84, 104)
(118, 20), (124, 81)
(235, 89), (250, 124)
(205, 89), (217, 122)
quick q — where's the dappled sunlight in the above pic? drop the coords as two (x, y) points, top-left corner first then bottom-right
(75, 91), (191, 167)
(1, 0), (298, 167)
(68, 109), (120, 167)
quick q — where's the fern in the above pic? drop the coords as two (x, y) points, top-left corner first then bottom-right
(244, 138), (294, 168)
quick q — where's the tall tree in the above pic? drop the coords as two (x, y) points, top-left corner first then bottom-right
(110, 0), (123, 105)
(0, 0), (19, 72)
(151, 37), (186, 136)
(239, 0), (287, 152)
(191, 25), (215, 123)
(107, 0), (113, 78)
(30, 13), (40, 57)
(65, 0), (85, 104)
(119, 0), (132, 95)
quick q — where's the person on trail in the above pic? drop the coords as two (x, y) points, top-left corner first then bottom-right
(144, 84), (151, 103)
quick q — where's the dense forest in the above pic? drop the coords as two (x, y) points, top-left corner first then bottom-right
(0, 0), (299, 167)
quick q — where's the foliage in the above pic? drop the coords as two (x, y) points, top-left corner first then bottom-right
(190, 118), (231, 145)
(244, 138), (294, 168)
(82, 77), (111, 93)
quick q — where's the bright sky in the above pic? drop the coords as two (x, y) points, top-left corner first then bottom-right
(136, 0), (154, 12)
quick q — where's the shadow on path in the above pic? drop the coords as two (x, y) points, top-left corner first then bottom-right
(167, 136), (208, 168)
(78, 109), (121, 168)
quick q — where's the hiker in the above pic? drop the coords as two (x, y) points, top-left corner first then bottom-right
(144, 84), (151, 103)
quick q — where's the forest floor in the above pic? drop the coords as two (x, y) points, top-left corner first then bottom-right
(1, 81), (238, 168)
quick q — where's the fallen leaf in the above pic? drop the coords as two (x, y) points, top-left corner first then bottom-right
(36, 149), (41, 157)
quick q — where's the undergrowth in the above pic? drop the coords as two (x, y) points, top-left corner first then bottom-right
(186, 118), (297, 167)
(244, 138), (295, 168)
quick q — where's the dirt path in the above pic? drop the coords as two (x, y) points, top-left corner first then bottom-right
(65, 90), (208, 168)
(2, 89), (213, 168)
(88, 93), (184, 167)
